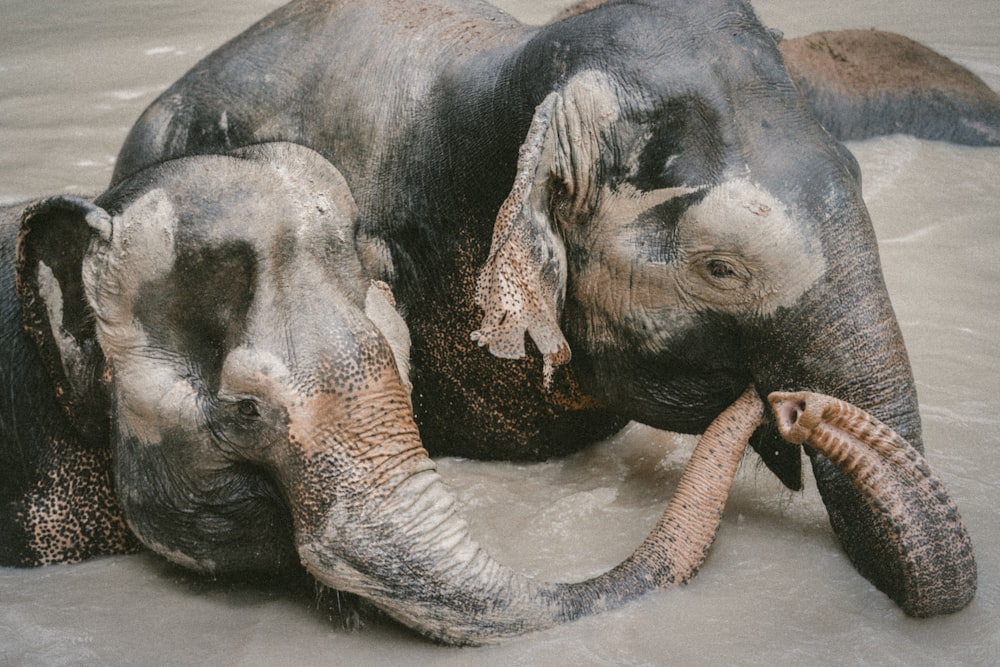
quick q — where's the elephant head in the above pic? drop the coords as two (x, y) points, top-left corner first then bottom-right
(473, 1), (976, 617)
(14, 142), (784, 643)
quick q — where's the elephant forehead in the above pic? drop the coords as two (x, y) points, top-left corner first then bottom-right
(109, 188), (178, 279)
(678, 178), (826, 312)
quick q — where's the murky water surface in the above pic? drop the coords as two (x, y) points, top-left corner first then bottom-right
(2, 0), (998, 664)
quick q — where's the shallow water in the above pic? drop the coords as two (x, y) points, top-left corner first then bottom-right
(1, 0), (998, 664)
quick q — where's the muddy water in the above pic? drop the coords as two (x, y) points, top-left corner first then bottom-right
(1, 0), (998, 664)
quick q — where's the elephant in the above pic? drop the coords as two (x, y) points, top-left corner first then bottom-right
(5, 139), (967, 644)
(0, 141), (975, 643)
(0, 140), (794, 642)
(106, 0), (983, 620)
(777, 29), (1000, 145)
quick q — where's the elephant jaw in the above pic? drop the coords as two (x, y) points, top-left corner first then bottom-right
(769, 391), (977, 616)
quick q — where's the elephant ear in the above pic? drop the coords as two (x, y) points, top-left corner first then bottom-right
(16, 196), (113, 438)
(473, 72), (619, 385)
(365, 279), (413, 399)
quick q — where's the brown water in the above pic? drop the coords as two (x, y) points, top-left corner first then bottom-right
(1, 0), (998, 664)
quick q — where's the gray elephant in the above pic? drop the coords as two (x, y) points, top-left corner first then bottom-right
(0, 141), (781, 641)
(0, 142), (973, 644)
(778, 29), (1000, 144)
(108, 0), (983, 621)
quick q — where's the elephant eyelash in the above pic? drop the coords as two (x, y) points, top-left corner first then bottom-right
(704, 258), (751, 286)
(707, 259), (738, 278)
(236, 398), (261, 419)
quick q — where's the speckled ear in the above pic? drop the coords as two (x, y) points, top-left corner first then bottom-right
(16, 196), (112, 438)
(472, 93), (570, 385)
(473, 73), (621, 385)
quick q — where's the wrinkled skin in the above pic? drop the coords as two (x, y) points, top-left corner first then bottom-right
(553, 2), (1000, 145)
(769, 391), (975, 617)
(109, 0), (978, 618)
(0, 142), (783, 643)
(3, 143), (406, 569)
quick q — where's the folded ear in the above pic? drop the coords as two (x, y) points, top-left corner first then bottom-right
(365, 279), (413, 399)
(472, 72), (620, 384)
(16, 196), (113, 437)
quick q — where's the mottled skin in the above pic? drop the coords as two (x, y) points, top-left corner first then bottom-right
(109, 0), (977, 617)
(1, 142), (788, 644)
(1, 200), (138, 565)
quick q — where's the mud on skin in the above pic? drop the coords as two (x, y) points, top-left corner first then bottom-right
(3, 0), (991, 641)
(112, 0), (981, 622)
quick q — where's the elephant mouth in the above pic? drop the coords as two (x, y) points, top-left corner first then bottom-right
(750, 419), (806, 491)
(617, 372), (750, 435)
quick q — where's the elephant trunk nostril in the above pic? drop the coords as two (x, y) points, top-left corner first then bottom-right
(764, 389), (977, 616)
(783, 402), (803, 426)
(768, 392), (816, 445)
(791, 400), (808, 425)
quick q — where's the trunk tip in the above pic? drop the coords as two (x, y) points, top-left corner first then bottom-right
(767, 391), (822, 444)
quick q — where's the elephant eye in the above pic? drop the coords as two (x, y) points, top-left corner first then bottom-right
(700, 257), (751, 291)
(707, 259), (737, 278)
(236, 398), (261, 419)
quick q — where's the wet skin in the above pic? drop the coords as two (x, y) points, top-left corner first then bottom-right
(107, 0), (980, 617)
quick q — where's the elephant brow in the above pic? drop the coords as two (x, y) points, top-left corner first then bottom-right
(628, 189), (708, 264)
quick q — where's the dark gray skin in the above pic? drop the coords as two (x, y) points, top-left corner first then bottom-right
(0, 202), (138, 565)
(110, 0), (977, 619)
(1, 142), (814, 643)
(780, 29), (1000, 145)
(554, 1), (1000, 145)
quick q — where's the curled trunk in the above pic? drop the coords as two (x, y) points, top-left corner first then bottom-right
(770, 391), (976, 616)
(295, 382), (973, 645)
(298, 387), (764, 645)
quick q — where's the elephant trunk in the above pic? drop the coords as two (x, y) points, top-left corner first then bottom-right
(756, 316), (977, 616)
(739, 158), (977, 616)
(769, 391), (976, 616)
(289, 384), (764, 645)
